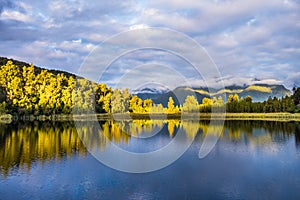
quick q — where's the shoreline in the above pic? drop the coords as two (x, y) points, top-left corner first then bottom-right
(1, 112), (300, 123)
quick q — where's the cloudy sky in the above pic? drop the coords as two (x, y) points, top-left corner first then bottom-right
(0, 0), (299, 90)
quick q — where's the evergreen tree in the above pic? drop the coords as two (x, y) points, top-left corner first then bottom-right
(167, 97), (174, 113)
(245, 95), (252, 113)
(293, 87), (300, 112)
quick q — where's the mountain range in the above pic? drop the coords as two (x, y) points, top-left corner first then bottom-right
(135, 84), (292, 106)
(132, 86), (170, 100)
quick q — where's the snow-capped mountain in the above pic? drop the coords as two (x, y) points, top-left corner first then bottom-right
(132, 86), (170, 100)
(132, 86), (170, 95)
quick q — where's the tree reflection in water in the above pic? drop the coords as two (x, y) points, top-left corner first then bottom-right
(1, 120), (299, 176)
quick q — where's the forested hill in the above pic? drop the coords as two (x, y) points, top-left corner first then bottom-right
(0, 57), (77, 79)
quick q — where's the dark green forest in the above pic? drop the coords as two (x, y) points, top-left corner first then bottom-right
(0, 60), (299, 115)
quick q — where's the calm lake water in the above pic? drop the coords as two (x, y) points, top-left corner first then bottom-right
(1, 120), (300, 199)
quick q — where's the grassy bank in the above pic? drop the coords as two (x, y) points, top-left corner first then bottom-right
(198, 113), (300, 121)
(126, 112), (300, 121)
(1, 112), (300, 123)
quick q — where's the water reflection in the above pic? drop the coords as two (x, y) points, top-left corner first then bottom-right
(0, 122), (87, 177)
(1, 120), (300, 176)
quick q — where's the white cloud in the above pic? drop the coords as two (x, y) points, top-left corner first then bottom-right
(129, 24), (149, 30)
(0, 10), (31, 22)
(0, 0), (299, 89)
(16, 2), (32, 12)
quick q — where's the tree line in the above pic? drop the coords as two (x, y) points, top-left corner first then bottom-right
(225, 93), (299, 113)
(164, 91), (299, 114)
(0, 61), (299, 115)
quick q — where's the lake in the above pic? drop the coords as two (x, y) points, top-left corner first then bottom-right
(1, 120), (300, 199)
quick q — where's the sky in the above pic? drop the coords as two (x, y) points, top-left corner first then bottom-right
(0, 0), (299, 90)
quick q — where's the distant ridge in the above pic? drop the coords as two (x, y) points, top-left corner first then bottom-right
(137, 84), (292, 106)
